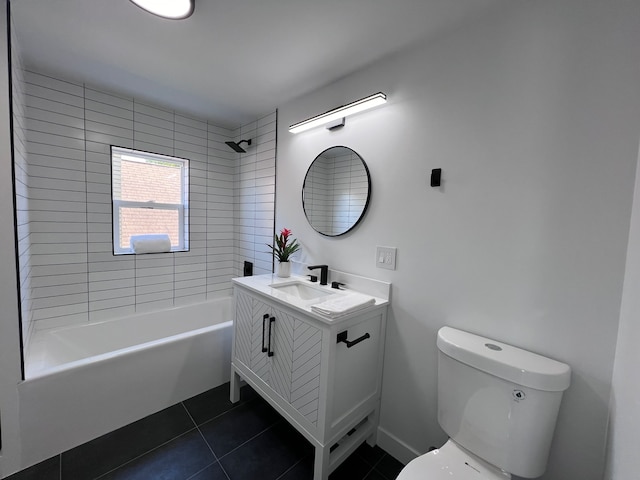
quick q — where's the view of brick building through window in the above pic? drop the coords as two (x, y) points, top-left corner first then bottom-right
(117, 158), (184, 250)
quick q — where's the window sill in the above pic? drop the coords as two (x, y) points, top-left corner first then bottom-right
(114, 248), (189, 256)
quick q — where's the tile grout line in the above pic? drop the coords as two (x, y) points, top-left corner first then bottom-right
(180, 399), (268, 480)
(91, 427), (201, 480)
(370, 453), (401, 480)
(181, 401), (222, 462)
(179, 400), (199, 429)
(212, 419), (293, 480)
(362, 463), (379, 480)
(274, 453), (311, 480)
(369, 452), (387, 470)
(183, 392), (258, 430)
(214, 418), (284, 462)
(184, 461), (230, 480)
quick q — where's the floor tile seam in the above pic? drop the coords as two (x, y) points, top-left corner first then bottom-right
(361, 463), (378, 480)
(353, 451), (387, 480)
(370, 453), (401, 480)
(368, 452), (387, 471)
(352, 449), (383, 473)
(61, 407), (198, 478)
(194, 423), (221, 461)
(181, 400), (201, 429)
(214, 460), (233, 480)
(90, 426), (202, 480)
(374, 468), (398, 480)
(184, 460), (230, 480)
(215, 418), (284, 461)
(191, 396), (258, 429)
(274, 454), (312, 480)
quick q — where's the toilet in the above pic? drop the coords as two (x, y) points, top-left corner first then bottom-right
(397, 326), (571, 479)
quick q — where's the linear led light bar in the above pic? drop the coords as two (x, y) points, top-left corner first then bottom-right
(289, 92), (387, 134)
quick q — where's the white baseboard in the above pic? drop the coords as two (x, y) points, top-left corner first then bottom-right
(376, 425), (422, 465)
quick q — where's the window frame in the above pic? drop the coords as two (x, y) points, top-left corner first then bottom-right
(111, 146), (190, 255)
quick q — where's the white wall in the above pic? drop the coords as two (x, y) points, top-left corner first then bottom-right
(605, 141), (640, 477)
(276, 1), (640, 479)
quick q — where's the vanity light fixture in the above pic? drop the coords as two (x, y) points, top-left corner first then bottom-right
(129, 0), (194, 19)
(289, 92), (387, 134)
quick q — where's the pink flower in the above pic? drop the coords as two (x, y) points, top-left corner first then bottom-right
(267, 227), (301, 262)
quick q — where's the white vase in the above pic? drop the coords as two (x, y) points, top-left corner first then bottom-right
(277, 261), (291, 278)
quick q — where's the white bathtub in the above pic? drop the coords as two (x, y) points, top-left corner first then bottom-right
(17, 298), (233, 469)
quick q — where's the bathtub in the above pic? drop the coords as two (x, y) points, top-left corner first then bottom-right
(17, 298), (233, 469)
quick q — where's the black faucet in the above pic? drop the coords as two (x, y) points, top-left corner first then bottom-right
(308, 265), (328, 286)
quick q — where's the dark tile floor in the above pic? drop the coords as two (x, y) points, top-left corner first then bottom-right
(7, 383), (404, 480)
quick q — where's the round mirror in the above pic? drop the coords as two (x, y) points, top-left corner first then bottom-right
(302, 146), (371, 236)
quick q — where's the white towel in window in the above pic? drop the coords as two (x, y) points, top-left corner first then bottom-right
(130, 234), (171, 254)
(310, 293), (375, 319)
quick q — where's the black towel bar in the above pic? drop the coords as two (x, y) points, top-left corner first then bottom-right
(337, 330), (370, 348)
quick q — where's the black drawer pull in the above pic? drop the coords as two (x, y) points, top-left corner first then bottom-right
(268, 316), (275, 357)
(261, 313), (269, 352)
(337, 330), (370, 348)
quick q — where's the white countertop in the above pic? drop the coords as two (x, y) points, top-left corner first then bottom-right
(232, 274), (389, 324)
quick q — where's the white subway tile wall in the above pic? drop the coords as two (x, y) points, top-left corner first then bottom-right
(234, 114), (277, 275)
(304, 156), (332, 234)
(16, 69), (276, 334)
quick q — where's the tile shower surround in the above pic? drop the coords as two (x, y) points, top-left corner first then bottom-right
(5, 383), (404, 480)
(13, 68), (276, 344)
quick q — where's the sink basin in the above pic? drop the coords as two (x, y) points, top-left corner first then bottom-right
(270, 281), (333, 301)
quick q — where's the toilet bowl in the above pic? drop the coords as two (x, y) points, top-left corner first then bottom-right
(397, 440), (510, 480)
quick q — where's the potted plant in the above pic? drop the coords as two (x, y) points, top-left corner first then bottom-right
(267, 228), (301, 277)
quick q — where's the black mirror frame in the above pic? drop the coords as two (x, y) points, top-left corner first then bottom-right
(302, 146), (372, 237)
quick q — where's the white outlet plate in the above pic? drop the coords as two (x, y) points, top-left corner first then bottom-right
(376, 246), (397, 270)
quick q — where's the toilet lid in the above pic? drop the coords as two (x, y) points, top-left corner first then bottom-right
(396, 441), (510, 480)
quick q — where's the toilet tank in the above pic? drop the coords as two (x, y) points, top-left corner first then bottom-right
(437, 327), (571, 479)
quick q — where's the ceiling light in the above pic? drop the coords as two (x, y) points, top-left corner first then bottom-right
(289, 92), (387, 134)
(129, 0), (194, 20)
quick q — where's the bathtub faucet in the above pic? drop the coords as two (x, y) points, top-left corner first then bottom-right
(308, 265), (328, 286)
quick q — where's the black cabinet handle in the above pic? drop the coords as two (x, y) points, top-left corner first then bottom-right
(261, 313), (269, 353)
(268, 317), (275, 357)
(337, 330), (371, 348)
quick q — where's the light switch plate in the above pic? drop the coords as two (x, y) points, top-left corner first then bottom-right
(376, 246), (397, 270)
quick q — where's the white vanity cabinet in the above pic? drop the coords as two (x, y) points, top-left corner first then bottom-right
(233, 289), (324, 426)
(230, 276), (389, 480)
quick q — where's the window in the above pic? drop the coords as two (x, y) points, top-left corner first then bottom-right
(111, 146), (189, 255)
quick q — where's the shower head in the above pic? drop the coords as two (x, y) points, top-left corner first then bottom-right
(225, 139), (252, 153)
